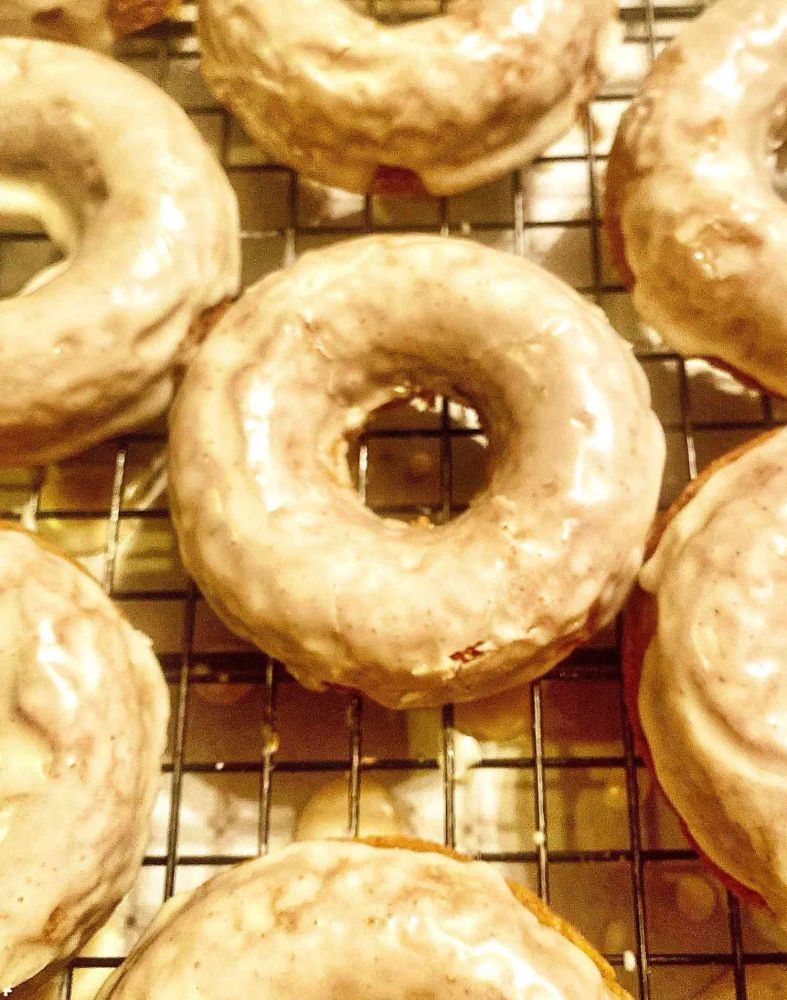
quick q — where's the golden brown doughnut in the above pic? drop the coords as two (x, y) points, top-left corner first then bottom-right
(623, 427), (787, 922)
(96, 837), (632, 1000)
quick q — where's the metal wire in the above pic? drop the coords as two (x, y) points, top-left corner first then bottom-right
(2, 1), (786, 998)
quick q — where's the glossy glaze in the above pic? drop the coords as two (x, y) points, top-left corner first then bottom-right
(199, 0), (620, 195)
(0, 527), (169, 990)
(0, 38), (239, 465)
(606, 0), (787, 394)
(640, 428), (787, 923)
(97, 841), (626, 1000)
(169, 235), (664, 709)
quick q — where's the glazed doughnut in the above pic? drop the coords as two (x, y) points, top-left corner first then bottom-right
(623, 427), (787, 924)
(198, 0), (620, 195)
(0, 524), (168, 991)
(96, 838), (632, 1000)
(606, 0), (787, 395)
(169, 235), (664, 709)
(0, 0), (177, 46)
(0, 37), (239, 466)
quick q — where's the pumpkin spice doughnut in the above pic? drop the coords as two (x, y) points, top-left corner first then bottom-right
(0, 0), (177, 45)
(0, 38), (239, 466)
(0, 523), (168, 992)
(96, 838), (633, 1000)
(606, 0), (787, 395)
(623, 427), (787, 925)
(169, 234), (664, 709)
(198, 0), (621, 195)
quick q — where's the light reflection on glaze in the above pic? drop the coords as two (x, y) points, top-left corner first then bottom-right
(168, 235), (664, 709)
(639, 428), (787, 924)
(198, 0), (620, 195)
(0, 527), (169, 991)
(96, 841), (626, 1000)
(0, 38), (239, 466)
(607, 0), (787, 394)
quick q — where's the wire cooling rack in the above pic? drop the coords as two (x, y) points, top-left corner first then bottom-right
(3, 2), (787, 999)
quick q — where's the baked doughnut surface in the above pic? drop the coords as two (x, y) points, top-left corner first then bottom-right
(0, 0), (177, 46)
(623, 428), (787, 924)
(96, 838), (632, 1000)
(606, 0), (787, 394)
(169, 234), (664, 709)
(198, 0), (620, 195)
(0, 524), (169, 991)
(0, 38), (239, 466)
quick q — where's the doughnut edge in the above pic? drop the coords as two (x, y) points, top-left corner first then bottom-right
(620, 428), (785, 915)
(355, 836), (633, 999)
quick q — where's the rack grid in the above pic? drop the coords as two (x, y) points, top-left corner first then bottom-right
(2, 2), (787, 999)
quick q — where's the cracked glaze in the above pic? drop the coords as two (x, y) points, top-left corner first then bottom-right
(606, 0), (787, 394)
(0, 38), (240, 465)
(169, 235), (664, 709)
(198, 0), (620, 195)
(0, 526), (169, 990)
(640, 428), (787, 924)
(97, 841), (625, 1000)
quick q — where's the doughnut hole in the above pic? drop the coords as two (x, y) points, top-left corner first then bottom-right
(348, 0), (442, 26)
(345, 393), (489, 525)
(0, 233), (63, 298)
(0, 177), (79, 299)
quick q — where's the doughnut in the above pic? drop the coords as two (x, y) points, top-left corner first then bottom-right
(605, 0), (787, 395)
(0, 0), (177, 46)
(0, 523), (168, 992)
(0, 37), (239, 466)
(96, 838), (632, 1000)
(622, 427), (787, 924)
(198, 0), (621, 195)
(169, 234), (664, 709)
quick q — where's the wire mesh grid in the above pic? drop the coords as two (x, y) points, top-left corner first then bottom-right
(2, 2), (787, 999)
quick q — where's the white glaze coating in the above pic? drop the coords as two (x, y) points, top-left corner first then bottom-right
(0, 38), (240, 465)
(96, 841), (626, 1000)
(0, 527), (169, 990)
(198, 0), (620, 195)
(607, 0), (787, 394)
(169, 235), (664, 709)
(640, 428), (787, 923)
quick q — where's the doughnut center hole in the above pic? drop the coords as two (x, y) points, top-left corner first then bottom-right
(0, 176), (79, 299)
(346, 393), (489, 526)
(349, 0), (443, 24)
